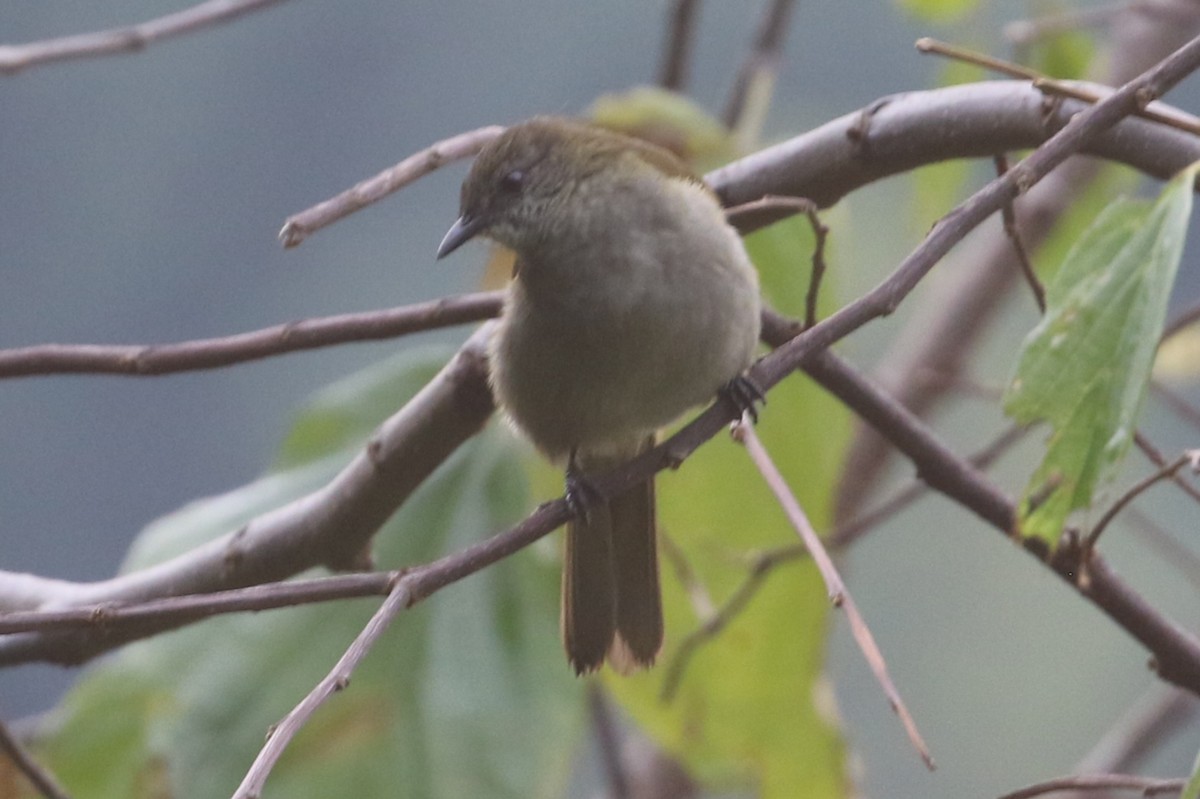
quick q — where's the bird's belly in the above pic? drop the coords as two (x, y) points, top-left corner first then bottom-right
(490, 287), (755, 460)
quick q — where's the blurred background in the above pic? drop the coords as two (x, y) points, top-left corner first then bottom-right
(3, 1), (1200, 797)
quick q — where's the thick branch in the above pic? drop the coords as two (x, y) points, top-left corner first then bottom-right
(0, 325), (495, 663)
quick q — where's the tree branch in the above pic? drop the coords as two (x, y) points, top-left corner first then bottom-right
(832, 4), (1200, 521)
(997, 774), (1182, 799)
(279, 126), (504, 248)
(0, 292), (503, 379)
(733, 419), (933, 770)
(0, 716), (71, 799)
(0, 0), (292, 76)
(657, 0), (702, 91)
(0, 324), (496, 663)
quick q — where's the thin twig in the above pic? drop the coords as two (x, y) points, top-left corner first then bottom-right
(0, 715), (71, 799)
(659, 557), (773, 702)
(658, 530), (716, 620)
(993, 153), (1046, 313)
(1134, 433), (1200, 506)
(658, 0), (702, 91)
(995, 773), (1183, 799)
(232, 578), (411, 799)
(233, 494), (570, 798)
(1005, 2), (1132, 46)
(723, 195), (828, 328)
(0, 0), (291, 75)
(916, 37), (1200, 137)
(731, 418), (935, 770)
(0, 572), (398, 635)
(279, 126), (504, 248)
(1086, 451), (1197, 548)
(587, 684), (630, 799)
(722, 0), (796, 139)
(0, 292), (503, 380)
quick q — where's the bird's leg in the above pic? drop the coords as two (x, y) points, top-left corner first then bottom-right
(565, 448), (604, 525)
(720, 373), (766, 424)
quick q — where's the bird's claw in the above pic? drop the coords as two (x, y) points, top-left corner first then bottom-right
(721, 374), (766, 424)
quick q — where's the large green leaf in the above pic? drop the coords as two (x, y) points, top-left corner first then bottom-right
(1004, 164), (1198, 545)
(40, 346), (580, 799)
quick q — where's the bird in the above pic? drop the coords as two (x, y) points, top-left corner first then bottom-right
(437, 117), (762, 674)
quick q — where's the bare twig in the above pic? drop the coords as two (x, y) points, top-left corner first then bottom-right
(0, 292), (503, 379)
(0, 572), (397, 635)
(725, 195), (829, 328)
(916, 37), (1200, 137)
(732, 419), (934, 770)
(658, 531), (716, 620)
(1086, 452), (1199, 548)
(658, 0), (702, 91)
(279, 126), (504, 248)
(722, 0), (796, 140)
(1134, 433), (1200, 506)
(993, 153), (1046, 313)
(233, 494), (571, 798)
(1005, 3), (1131, 45)
(587, 684), (631, 799)
(0, 715), (71, 799)
(232, 578), (412, 799)
(995, 773), (1183, 799)
(659, 557), (774, 702)
(0, 0), (291, 75)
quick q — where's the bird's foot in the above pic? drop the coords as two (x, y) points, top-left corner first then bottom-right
(720, 374), (766, 424)
(565, 452), (603, 525)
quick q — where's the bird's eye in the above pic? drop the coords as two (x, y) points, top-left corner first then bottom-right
(499, 169), (526, 192)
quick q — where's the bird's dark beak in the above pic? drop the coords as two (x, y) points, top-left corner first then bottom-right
(436, 214), (485, 259)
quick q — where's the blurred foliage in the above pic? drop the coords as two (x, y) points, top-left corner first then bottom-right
(897, 0), (980, 24)
(1156, 326), (1200, 382)
(35, 348), (581, 799)
(1004, 165), (1198, 546)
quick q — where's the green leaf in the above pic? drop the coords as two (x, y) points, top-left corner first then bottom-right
(41, 349), (580, 799)
(1003, 163), (1199, 545)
